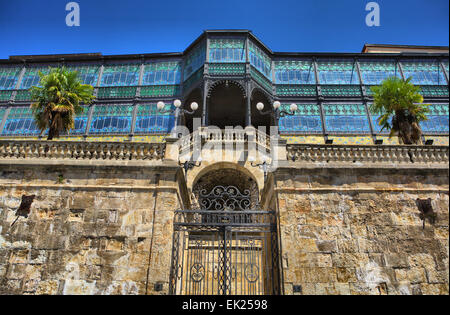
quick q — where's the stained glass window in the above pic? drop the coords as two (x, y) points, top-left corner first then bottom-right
(249, 41), (272, 79)
(67, 106), (89, 135)
(401, 60), (446, 85)
(317, 60), (359, 84)
(88, 104), (134, 134)
(420, 103), (449, 134)
(358, 59), (401, 85)
(184, 43), (206, 81)
(323, 104), (370, 134)
(20, 66), (52, 89)
(142, 61), (181, 85)
(1, 106), (41, 136)
(0, 66), (22, 90)
(0, 106), (7, 126)
(134, 104), (175, 134)
(279, 104), (323, 134)
(67, 64), (101, 86)
(274, 60), (315, 84)
(100, 64), (140, 87)
(209, 38), (246, 63)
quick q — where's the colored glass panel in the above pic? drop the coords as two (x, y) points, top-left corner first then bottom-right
(89, 104), (133, 134)
(97, 87), (137, 98)
(321, 85), (361, 97)
(0, 66), (21, 90)
(142, 61), (181, 85)
(274, 60), (315, 84)
(140, 85), (181, 98)
(209, 38), (246, 63)
(358, 60), (401, 85)
(323, 104), (370, 133)
(20, 67), (52, 89)
(420, 103), (449, 134)
(249, 41), (272, 79)
(100, 64), (140, 87)
(67, 64), (101, 86)
(134, 104), (175, 134)
(317, 60), (359, 84)
(0, 90), (12, 102)
(208, 63), (246, 75)
(276, 85), (316, 97)
(419, 86), (449, 98)
(279, 103), (323, 134)
(184, 43), (206, 81)
(67, 106), (89, 135)
(1, 106), (40, 136)
(401, 60), (446, 85)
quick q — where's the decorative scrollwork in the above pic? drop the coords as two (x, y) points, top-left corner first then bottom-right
(198, 185), (252, 211)
(190, 263), (205, 282)
(244, 263), (259, 283)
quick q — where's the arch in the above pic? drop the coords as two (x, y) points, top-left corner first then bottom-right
(207, 81), (247, 129)
(250, 87), (273, 132)
(191, 162), (260, 210)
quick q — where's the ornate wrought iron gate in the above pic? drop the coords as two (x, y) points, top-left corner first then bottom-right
(169, 186), (280, 295)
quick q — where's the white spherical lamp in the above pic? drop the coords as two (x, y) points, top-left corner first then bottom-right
(190, 102), (199, 111)
(256, 102), (264, 111)
(157, 101), (165, 110)
(273, 101), (281, 109)
(290, 103), (298, 112)
(173, 99), (182, 108)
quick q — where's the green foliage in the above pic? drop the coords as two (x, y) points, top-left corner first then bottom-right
(30, 67), (95, 140)
(370, 77), (429, 144)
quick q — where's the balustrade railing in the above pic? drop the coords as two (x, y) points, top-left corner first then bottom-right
(0, 139), (165, 161)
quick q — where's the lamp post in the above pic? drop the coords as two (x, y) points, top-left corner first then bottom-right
(157, 99), (199, 137)
(249, 156), (271, 182)
(256, 101), (298, 129)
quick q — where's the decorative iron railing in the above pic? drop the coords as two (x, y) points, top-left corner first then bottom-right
(0, 139), (165, 161)
(287, 144), (449, 165)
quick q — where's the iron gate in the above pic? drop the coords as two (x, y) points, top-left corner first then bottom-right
(169, 186), (280, 295)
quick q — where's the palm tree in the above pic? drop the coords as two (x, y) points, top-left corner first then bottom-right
(30, 67), (95, 140)
(370, 76), (429, 145)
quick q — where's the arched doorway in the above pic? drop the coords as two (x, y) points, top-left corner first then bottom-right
(207, 81), (246, 129)
(169, 166), (280, 295)
(250, 88), (273, 133)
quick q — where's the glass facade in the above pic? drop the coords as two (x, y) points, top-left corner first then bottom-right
(88, 104), (134, 134)
(420, 103), (449, 134)
(359, 59), (401, 85)
(401, 60), (447, 85)
(20, 67), (52, 89)
(100, 64), (140, 87)
(0, 66), (21, 90)
(323, 104), (371, 134)
(67, 64), (101, 86)
(249, 41), (272, 79)
(317, 60), (359, 84)
(279, 103), (322, 134)
(209, 38), (246, 63)
(274, 60), (315, 84)
(143, 61), (181, 85)
(134, 104), (175, 134)
(1, 106), (40, 136)
(184, 42), (206, 81)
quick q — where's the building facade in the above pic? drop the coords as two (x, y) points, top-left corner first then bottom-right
(0, 30), (448, 295)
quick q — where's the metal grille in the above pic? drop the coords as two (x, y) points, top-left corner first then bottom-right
(169, 186), (280, 295)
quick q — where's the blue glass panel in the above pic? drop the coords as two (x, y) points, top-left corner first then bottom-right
(323, 104), (370, 133)
(88, 104), (134, 134)
(134, 104), (175, 134)
(184, 43), (206, 81)
(209, 39), (246, 63)
(67, 106), (89, 135)
(1, 107), (40, 136)
(249, 41), (272, 80)
(100, 65), (140, 87)
(274, 60), (315, 84)
(370, 114), (389, 134)
(359, 60), (401, 85)
(143, 62), (181, 85)
(279, 116), (322, 133)
(317, 60), (359, 84)
(420, 116), (449, 133)
(0, 66), (21, 90)
(20, 67), (52, 89)
(401, 60), (446, 85)
(67, 65), (101, 86)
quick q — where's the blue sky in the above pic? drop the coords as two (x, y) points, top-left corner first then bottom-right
(0, 0), (448, 59)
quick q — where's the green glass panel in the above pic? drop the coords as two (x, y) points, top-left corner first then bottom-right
(140, 85), (181, 97)
(321, 85), (362, 97)
(97, 87), (137, 98)
(0, 90), (13, 101)
(0, 66), (21, 90)
(208, 63), (246, 75)
(250, 68), (272, 93)
(15, 90), (31, 101)
(275, 85), (316, 97)
(420, 86), (449, 97)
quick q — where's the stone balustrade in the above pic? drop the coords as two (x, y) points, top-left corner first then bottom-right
(287, 144), (449, 165)
(0, 139), (165, 161)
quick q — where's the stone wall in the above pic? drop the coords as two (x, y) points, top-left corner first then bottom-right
(274, 167), (449, 295)
(0, 160), (187, 295)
